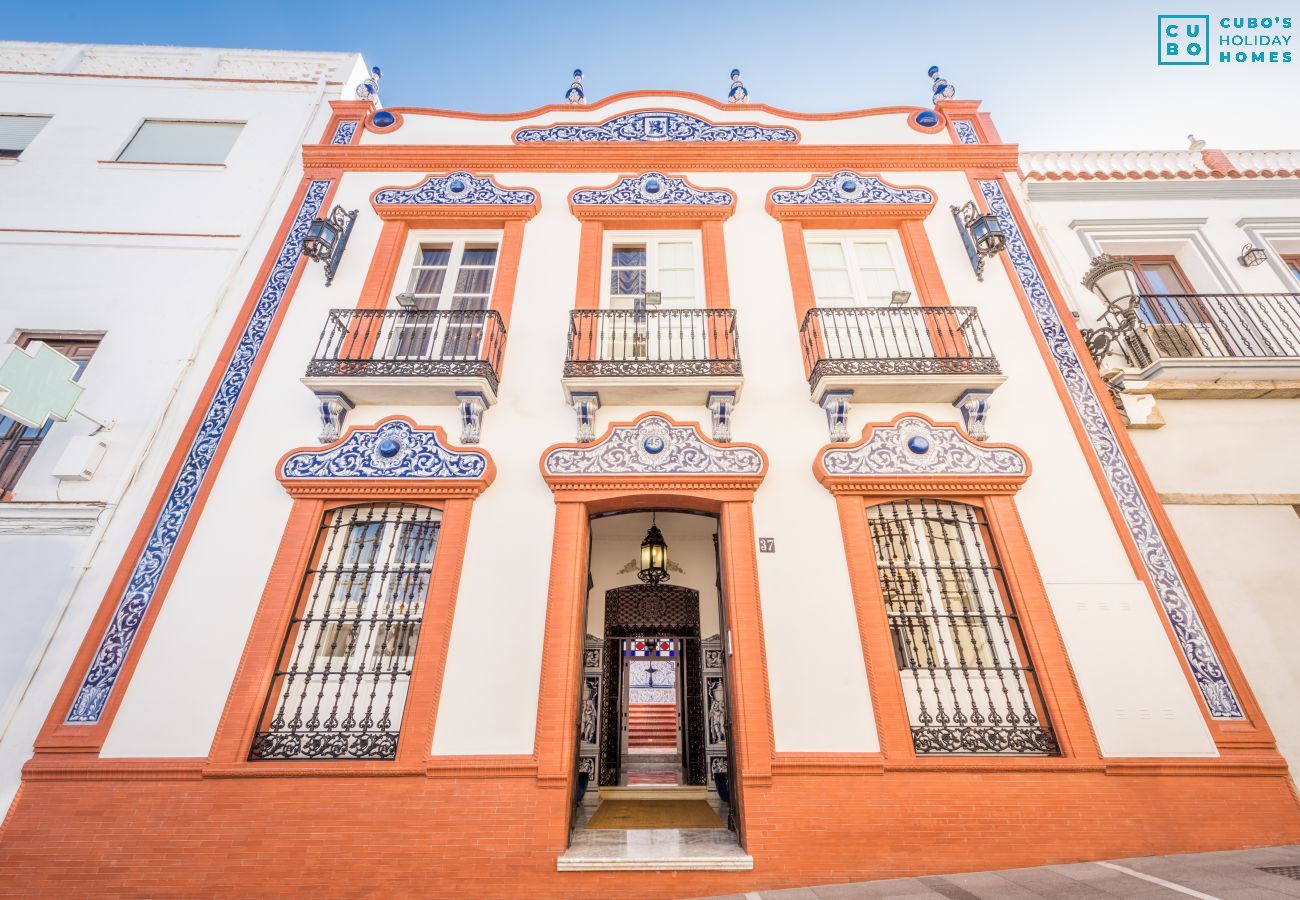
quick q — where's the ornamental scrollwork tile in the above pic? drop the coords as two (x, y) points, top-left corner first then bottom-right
(571, 172), (734, 207)
(67, 179), (334, 725)
(544, 415), (763, 476)
(822, 417), (1026, 477)
(329, 121), (357, 145)
(515, 110), (797, 143)
(372, 172), (537, 206)
(769, 173), (934, 206)
(978, 178), (1243, 720)
(953, 120), (980, 144)
(281, 419), (487, 479)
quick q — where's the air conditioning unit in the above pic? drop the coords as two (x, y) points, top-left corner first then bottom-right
(1143, 323), (1206, 359)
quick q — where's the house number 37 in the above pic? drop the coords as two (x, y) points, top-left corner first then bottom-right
(758, 538), (775, 553)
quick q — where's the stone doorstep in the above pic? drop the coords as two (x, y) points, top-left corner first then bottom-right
(558, 826), (752, 872)
(556, 854), (753, 871)
(598, 785), (706, 800)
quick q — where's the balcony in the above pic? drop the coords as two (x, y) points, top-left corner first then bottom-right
(302, 308), (506, 405)
(562, 309), (743, 405)
(799, 306), (1005, 403)
(1116, 293), (1300, 395)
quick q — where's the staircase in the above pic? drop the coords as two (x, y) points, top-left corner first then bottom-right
(627, 703), (677, 753)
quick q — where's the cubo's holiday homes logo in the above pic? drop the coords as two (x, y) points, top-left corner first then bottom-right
(1159, 14), (1293, 65)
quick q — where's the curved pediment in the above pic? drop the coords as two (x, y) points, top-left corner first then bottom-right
(542, 413), (765, 482)
(371, 172), (539, 216)
(767, 173), (935, 220)
(514, 109), (798, 143)
(815, 414), (1028, 491)
(278, 417), (491, 490)
(570, 172), (734, 208)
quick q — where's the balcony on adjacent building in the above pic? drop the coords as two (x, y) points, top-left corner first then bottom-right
(302, 308), (507, 405)
(1117, 293), (1300, 394)
(562, 309), (743, 405)
(799, 306), (1005, 403)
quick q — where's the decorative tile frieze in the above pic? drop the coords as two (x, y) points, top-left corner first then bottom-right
(515, 110), (798, 143)
(67, 179), (334, 725)
(329, 120), (358, 145)
(821, 416), (1026, 478)
(953, 120), (980, 144)
(978, 177), (1244, 719)
(281, 418), (487, 480)
(372, 172), (537, 206)
(769, 173), (933, 206)
(544, 414), (763, 477)
(570, 172), (734, 207)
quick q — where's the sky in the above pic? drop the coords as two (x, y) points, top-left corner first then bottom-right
(6, 0), (1296, 149)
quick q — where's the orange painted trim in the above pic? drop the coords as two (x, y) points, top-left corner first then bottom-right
(387, 90), (937, 122)
(492, 220), (526, 331)
(369, 171), (542, 222)
(573, 220), (603, 311)
(355, 220), (410, 310)
(818, 427), (1102, 764)
(812, 413), (1031, 494)
(33, 173), (342, 755)
(303, 144), (1020, 173)
(780, 220), (816, 328)
(571, 217), (733, 312)
(898, 219), (951, 307)
(362, 109), (403, 135)
(701, 220), (731, 311)
(206, 486), (482, 771)
(319, 100), (371, 145)
(272, 415), (497, 499)
(907, 111), (947, 135)
(978, 173), (1276, 749)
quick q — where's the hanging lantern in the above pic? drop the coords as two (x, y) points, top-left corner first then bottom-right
(637, 517), (669, 586)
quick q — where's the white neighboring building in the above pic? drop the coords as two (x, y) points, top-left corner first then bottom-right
(1020, 146), (1300, 774)
(0, 41), (367, 808)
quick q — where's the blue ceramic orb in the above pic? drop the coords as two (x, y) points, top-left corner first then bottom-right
(378, 438), (401, 458)
(907, 435), (930, 454)
(449, 178), (467, 193)
(915, 110), (939, 128)
(644, 179), (662, 194)
(372, 110), (396, 128)
(840, 178), (858, 193)
(643, 436), (665, 454)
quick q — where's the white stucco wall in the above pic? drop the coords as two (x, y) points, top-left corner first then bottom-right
(0, 43), (363, 806)
(97, 97), (1220, 767)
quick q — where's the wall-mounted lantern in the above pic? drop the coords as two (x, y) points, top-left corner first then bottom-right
(1078, 253), (1143, 368)
(302, 205), (357, 286)
(952, 201), (1006, 281)
(637, 515), (670, 586)
(1238, 243), (1268, 268)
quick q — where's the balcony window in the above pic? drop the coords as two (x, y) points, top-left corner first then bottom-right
(806, 237), (907, 308)
(116, 120), (243, 165)
(0, 114), (52, 159)
(1, 333), (100, 499)
(605, 235), (702, 309)
(398, 242), (499, 359)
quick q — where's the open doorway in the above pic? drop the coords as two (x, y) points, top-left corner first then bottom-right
(570, 510), (739, 839)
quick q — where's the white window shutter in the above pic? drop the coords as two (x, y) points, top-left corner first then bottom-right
(117, 120), (243, 164)
(0, 115), (52, 155)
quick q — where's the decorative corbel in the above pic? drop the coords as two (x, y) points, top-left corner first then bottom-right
(953, 389), (992, 441)
(820, 390), (852, 442)
(571, 392), (600, 442)
(707, 391), (736, 442)
(456, 392), (488, 444)
(314, 391), (354, 443)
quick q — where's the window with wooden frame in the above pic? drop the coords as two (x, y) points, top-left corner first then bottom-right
(1283, 254), (1300, 284)
(1128, 255), (1208, 325)
(0, 333), (101, 499)
(249, 502), (442, 761)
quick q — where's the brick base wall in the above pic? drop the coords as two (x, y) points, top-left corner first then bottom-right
(2, 766), (1298, 898)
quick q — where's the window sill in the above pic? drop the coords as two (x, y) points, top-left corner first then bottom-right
(0, 158), (19, 166)
(0, 501), (107, 535)
(97, 160), (226, 172)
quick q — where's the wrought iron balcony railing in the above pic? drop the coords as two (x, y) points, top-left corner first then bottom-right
(307, 308), (506, 392)
(564, 309), (741, 378)
(1116, 293), (1300, 369)
(799, 306), (1001, 384)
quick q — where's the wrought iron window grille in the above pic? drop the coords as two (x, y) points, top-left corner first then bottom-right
(249, 503), (441, 761)
(867, 499), (1057, 755)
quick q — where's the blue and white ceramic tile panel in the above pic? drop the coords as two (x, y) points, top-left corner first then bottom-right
(515, 110), (798, 143)
(329, 120), (358, 145)
(67, 180), (334, 725)
(280, 419), (487, 479)
(544, 416), (763, 476)
(769, 173), (934, 206)
(570, 172), (733, 207)
(372, 172), (536, 206)
(978, 179), (1244, 720)
(821, 417), (1026, 477)
(953, 120), (980, 144)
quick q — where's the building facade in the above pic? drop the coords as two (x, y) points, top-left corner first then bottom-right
(1021, 147), (1300, 778)
(0, 42), (367, 811)
(1, 63), (1298, 895)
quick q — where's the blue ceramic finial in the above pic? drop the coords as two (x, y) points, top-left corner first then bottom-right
(356, 65), (382, 102)
(566, 68), (585, 104)
(727, 68), (748, 104)
(929, 65), (955, 105)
